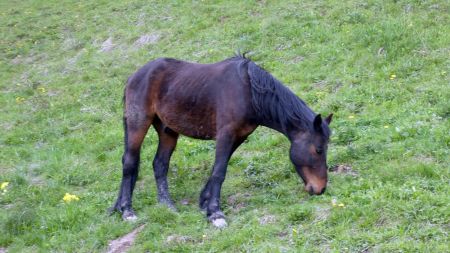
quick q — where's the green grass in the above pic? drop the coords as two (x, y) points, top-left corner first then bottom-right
(1, 0), (449, 252)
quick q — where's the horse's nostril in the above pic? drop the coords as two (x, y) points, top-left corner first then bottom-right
(319, 187), (326, 195)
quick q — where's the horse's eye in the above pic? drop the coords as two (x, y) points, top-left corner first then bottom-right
(316, 148), (323, 154)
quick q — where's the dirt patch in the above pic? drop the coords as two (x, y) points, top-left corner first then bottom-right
(332, 81), (343, 93)
(227, 192), (251, 213)
(166, 235), (194, 244)
(231, 202), (246, 213)
(1, 122), (14, 131)
(47, 90), (61, 97)
(11, 53), (46, 65)
(290, 55), (305, 63)
(414, 154), (435, 164)
(133, 34), (160, 48)
(11, 56), (22, 65)
(180, 198), (190, 205)
(2, 203), (14, 209)
(62, 37), (83, 51)
(106, 225), (145, 253)
(313, 205), (331, 223)
(100, 37), (115, 52)
(136, 13), (146, 26)
(359, 246), (372, 253)
(429, 4), (440, 10)
(259, 214), (277, 225)
(277, 231), (288, 238)
(66, 50), (84, 69)
(29, 176), (45, 186)
(313, 80), (328, 89)
(219, 16), (229, 24)
(34, 141), (47, 149)
(330, 164), (358, 176)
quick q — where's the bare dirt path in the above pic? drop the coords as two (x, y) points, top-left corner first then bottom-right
(106, 225), (145, 253)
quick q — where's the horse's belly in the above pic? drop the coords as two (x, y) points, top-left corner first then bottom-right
(157, 105), (217, 140)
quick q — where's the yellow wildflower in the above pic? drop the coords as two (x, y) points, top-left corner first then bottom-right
(16, 97), (25, 103)
(292, 228), (298, 234)
(332, 198), (346, 208)
(331, 198), (337, 207)
(384, 125), (389, 129)
(1, 182), (9, 190)
(63, 193), (80, 202)
(348, 115), (355, 119)
(37, 87), (46, 93)
(389, 74), (396, 80)
(1, 182), (9, 194)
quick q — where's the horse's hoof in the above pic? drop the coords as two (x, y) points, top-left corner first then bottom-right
(211, 218), (228, 228)
(209, 211), (227, 228)
(122, 209), (138, 222)
(159, 200), (178, 212)
(163, 203), (178, 212)
(168, 204), (178, 212)
(165, 201), (178, 212)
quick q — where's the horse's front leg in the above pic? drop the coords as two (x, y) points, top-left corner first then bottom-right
(200, 133), (245, 228)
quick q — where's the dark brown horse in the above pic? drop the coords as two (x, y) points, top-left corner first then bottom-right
(110, 55), (333, 228)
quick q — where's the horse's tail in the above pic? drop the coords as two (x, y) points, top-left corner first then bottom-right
(122, 76), (131, 152)
(122, 60), (161, 150)
(121, 71), (143, 151)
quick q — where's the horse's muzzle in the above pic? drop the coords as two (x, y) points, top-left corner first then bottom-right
(305, 183), (326, 195)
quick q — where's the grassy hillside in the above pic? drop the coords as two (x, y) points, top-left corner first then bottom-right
(1, 0), (449, 252)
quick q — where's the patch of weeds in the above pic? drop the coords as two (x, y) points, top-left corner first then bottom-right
(2, 205), (37, 245)
(287, 205), (314, 223)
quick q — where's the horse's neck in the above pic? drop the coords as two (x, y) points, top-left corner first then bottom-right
(258, 120), (292, 139)
(258, 117), (310, 141)
(252, 95), (314, 140)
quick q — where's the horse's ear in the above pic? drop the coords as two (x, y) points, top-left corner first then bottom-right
(313, 114), (322, 132)
(325, 113), (333, 125)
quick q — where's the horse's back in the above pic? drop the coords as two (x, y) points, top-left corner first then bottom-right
(125, 57), (256, 139)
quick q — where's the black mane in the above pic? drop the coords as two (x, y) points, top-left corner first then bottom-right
(245, 60), (323, 136)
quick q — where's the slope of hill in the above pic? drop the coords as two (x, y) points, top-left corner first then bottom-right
(1, 0), (448, 252)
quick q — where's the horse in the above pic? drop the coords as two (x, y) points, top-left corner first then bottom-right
(109, 54), (333, 228)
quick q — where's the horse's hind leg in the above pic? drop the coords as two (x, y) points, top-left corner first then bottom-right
(152, 119), (179, 211)
(111, 113), (152, 221)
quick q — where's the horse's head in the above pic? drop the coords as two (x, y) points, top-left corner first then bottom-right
(289, 114), (333, 195)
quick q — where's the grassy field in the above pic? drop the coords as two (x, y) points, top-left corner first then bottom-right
(1, 0), (449, 252)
